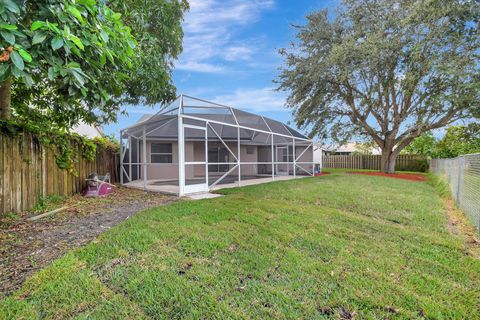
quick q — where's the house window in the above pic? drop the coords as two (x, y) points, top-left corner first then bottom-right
(246, 146), (255, 154)
(151, 143), (172, 163)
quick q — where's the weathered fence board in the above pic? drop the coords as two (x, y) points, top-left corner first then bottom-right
(0, 132), (119, 214)
(322, 154), (428, 172)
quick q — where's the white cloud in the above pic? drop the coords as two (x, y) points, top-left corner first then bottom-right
(224, 46), (254, 61)
(176, 61), (225, 73)
(184, 0), (274, 34)
(212, 87), (287, 112)
(176, 0), (275, 73)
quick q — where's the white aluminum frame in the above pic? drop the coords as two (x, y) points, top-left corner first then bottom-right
(120, 95), (317, 196)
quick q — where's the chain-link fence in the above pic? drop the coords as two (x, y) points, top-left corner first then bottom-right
(430, 153), (480, 233)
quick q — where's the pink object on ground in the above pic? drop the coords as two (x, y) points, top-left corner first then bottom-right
(83, 173), (114, 197)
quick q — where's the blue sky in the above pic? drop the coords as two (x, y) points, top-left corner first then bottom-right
(103, 0), (339, 137)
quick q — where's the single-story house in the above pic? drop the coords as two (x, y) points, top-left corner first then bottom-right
(120, 95), (315, 196)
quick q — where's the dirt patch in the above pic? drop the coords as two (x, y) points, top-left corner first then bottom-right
(347, 171), (426, 182)
(0, 187), (177, 296)
(443, 198), (480, 259)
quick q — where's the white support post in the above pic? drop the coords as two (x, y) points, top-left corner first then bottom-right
(286, 143), (289, 176)
(136, 139), (140, 179)
(319, 148), (323, 173)
(237, 127), (241, 186)
(128, 136), (132, 183)
(271, 134), (275, 181)
(142, 125), (147, 190)
(205, 123), (209, 189)
(293, 138), (296, 178)
(178, 115), (185, 196)
(120, 130), (123, 184)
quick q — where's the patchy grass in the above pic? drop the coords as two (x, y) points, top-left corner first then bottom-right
(427, 173), (480, 259)
(1, 172), (480, 319)
(33, 195), (65, 214)
(0, 212), (20, 230)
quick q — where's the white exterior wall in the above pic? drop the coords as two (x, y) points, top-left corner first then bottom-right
(141, 141), (263, 180)
(72, 121), (103, 139)
(313, 146), (322, 164)
(137, 140), (313, 181)
(144, 140), (179, 180)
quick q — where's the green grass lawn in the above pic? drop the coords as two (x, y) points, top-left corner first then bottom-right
(2, 172), (480, 319)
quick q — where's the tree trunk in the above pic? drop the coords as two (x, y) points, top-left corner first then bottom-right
(380, 148), (397, 173)
(0, 77), (12, 120)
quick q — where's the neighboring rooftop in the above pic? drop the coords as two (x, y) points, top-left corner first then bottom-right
(315, 142), (381, 155)
(72, 121), (103, 139)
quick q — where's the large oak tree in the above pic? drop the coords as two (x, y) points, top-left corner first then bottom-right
(277, 0), (479, 173)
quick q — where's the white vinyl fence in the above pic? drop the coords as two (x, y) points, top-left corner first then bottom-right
(430, 153), (480, 233)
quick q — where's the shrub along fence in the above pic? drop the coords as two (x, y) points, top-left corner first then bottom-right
(430, 154), (480, 233)
(322, 154), (428, 172)
(0, 132), (119, 214)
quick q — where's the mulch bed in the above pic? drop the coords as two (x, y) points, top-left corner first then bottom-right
(0, 187), (177, 296)
(347, 171), (427, 182)
(314, 172), (331, 177)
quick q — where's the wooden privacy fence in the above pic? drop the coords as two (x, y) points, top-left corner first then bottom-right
(322, 154), (428, 172)
(0, 132), (119, 214)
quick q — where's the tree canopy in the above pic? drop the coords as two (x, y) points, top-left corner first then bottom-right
(0, 0), (136, 125)
(277, 0), (479, 172)
(404, 124), (480, 158)
(434, 124), (480, 158)
(402, 131), (436, 158)
(109, 0), (188, 106)
(0, 0), (188, 130)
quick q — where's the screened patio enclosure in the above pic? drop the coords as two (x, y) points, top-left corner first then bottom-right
(120, 95), (315, 196)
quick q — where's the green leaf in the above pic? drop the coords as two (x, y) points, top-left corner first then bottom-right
(66, 62), (81, 69)
(99, 53), (106, 66)
(18, 49), (32, 63)
(23, 73), (33, 87)
(69, 35), (84, 50)
(112, 12), (121, 21)
(71, 70), (85, 86)
(31, 21), (46, 31)
(2, 0), (19, 14)
(32, 32), (47, 45)
(51, 36), (64, 50)
(77, 0), (96, 6)
(11, 64), (24, 77)
(0, 63), (11, 82)
(100, 90), (110, 102)
(70, 46), (82, 58)
(100, 30), (109, 43)
(0, 30), (15, 45)
(0, 23), (17, 30)
(47, 66), (55, 80)
(127, 39), (136, 49)
(10, 51), (24, 71)
(105, 49), (114, 63)
(67, 6), (84, 23)
(47, 22), (61, 34)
